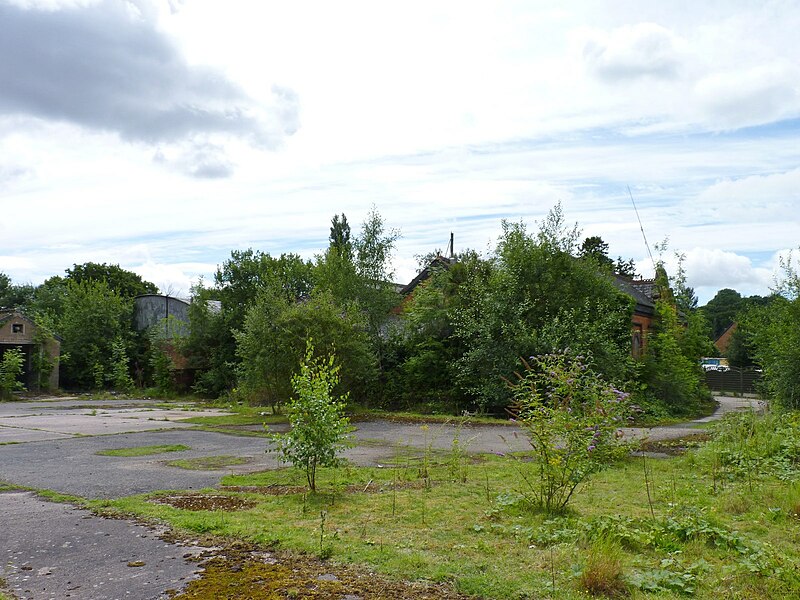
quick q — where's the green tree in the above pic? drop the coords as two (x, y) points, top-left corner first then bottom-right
(188, 251), (314, 397)
(640, 267), (710, 416)
(452, 207), (634, 413)
(315, 207), (400, 380)
(236, 289), (375, 411)
(29, 276), (69, 322)
(30, 313), (59, 391)
(386, 252), (484, 411)
(579, 236), (614, 270)
(182, 281), (234, 396)
(57, 280), (132, 389)
(268, 340), (350, 491)
(65, 263), (158, 298)
(0, 347), (26, 400)
(110, 337), (135, 392)
(741, 254), (800, 409)
(701, 288), (743, 340)
(0, 273), (35, 311)
(329, 213), (353, 260)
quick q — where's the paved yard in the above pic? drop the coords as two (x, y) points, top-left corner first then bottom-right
(0, 394), (762, 599)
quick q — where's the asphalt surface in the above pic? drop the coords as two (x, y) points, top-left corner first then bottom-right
(1, 491), (205, 600)
(0, 394), (762, 599)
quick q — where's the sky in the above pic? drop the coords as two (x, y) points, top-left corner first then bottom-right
(1, 0), (798, 305)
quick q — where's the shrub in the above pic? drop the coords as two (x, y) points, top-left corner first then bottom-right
(0, 347), (26, 400)
(269, 340), (350, 491)
(507, 352), (630, 513)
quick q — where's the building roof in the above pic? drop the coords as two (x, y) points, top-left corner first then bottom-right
(714, 322), (737, 354)
(612, 275), (656, 317)
(399, 256), (455, 297)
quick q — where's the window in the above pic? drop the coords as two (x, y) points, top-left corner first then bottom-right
(12, 323), (24, 334)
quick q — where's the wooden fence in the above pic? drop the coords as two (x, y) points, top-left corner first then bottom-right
(704, 368), (762, 395)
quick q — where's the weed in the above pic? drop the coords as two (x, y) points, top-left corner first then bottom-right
(642, 452), (656, 520)
(628, 556), (709, 595)
(578, 537), (629, 597)
(446, 415), (473, 484)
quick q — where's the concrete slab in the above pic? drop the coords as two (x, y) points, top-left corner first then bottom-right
(0, 427), (76, 443)
(0, 401), (232, 443)
(0, 414), (195, 437)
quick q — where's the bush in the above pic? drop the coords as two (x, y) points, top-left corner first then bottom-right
(507, 352), (630, 513)
(0, 347), (26, 399)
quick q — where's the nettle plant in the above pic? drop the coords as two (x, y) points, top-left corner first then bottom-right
(269, 339), (351, 492)
(507, 352), (630, 513)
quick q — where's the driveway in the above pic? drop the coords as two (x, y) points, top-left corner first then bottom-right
(0, 394), (761, 599)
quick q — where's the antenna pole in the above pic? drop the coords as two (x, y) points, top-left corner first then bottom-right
(628, 185), (656, 272)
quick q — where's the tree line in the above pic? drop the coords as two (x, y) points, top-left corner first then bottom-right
(3, 205), (797, 414)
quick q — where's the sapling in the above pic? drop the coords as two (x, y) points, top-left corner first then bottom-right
(319, 510), (327, 556)
(269, 339), (350, 492)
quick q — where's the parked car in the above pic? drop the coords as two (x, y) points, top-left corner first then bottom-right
(701, 358), (730, 372)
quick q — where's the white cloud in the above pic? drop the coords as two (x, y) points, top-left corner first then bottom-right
(678, 248), (766, 288)
(691, 168), (800, 224)
(0, 0), (298, 177)
(694, 63), (800, 130)
(1, 0), (799, 306)
(582, 22), (685, 82)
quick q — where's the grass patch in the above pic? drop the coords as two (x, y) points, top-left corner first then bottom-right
(96, 444), (190, 457)
(178, 404), (288, 433)
(167, 455), (251, 470)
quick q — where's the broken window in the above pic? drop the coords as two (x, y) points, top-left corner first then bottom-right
(12, 323), (24, 334)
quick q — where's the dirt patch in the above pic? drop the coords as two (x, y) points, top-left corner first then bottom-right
(152, 493), (257, 511)
(639, 433), (712, 456)
(221, 484), (308, 496)
(169, 545), (467, 600)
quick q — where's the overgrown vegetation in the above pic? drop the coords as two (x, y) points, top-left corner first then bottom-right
(0, 204), (760, 422)
(0, 347), (25, 400)
(738, 253), (800, 408)
(93, 416), (800, 599)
